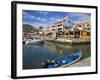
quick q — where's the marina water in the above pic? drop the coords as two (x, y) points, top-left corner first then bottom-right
(23, 42), (90, 69)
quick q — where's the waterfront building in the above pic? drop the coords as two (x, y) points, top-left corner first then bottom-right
(47, 24), (57, 32)
(76, 20), (91, 38)
(64, 27), (74, 35)
(44, 16), (74, 37)
(43, 16), (90, 39)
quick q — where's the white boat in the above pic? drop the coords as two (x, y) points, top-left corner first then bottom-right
(25, 39), (44, 45)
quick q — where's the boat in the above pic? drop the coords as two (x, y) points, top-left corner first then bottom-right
(42, 51), (82, 68)
(25, 39), (44, 45)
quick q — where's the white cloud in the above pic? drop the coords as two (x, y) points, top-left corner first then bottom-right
(23, 11), (47, 22)
(23, 21), (48, 28)
(32, 22), (48, 28)
(36, 17), (47, 22)
(23, 11), (35, 19)
(69, 13), (91, 20)
(49, 17), (60, 24)
(39, 11), (49, 16)
(50, 17), (57, 21)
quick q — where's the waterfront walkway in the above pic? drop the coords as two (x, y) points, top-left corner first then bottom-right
(29, 35), (90, 44)
(45, 37), (90, 45)
(56, 38), (90, 44)
(61, 57), (90, 68)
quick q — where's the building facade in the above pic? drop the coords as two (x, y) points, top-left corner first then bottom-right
(76, 20), (91, 38)
(44, 16), (73, 34)
(43, 16), (91, 39)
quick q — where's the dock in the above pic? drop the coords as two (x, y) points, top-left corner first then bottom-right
(61, 57), (90, 68)
(69, 57), (90, 67)
(45, 37), (90, 45)
(23, 35), (90, 45)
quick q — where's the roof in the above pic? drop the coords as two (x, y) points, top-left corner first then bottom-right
(76, 20), (90, 24)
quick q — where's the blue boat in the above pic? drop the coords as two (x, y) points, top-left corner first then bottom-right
(42, 51), (82, 68)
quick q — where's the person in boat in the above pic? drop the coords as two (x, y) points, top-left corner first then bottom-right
(42, 60), (57, 68)
(42, 60), (52, 68)
(42, 61), (50, 68)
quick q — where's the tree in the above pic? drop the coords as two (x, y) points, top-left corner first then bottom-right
(23, 24), (38, 33)
(38, 26), (43, 30)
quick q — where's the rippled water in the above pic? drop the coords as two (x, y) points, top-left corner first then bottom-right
(23, 42), (90, 69)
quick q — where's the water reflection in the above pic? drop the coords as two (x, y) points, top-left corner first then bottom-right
(23, 42), (90, 69)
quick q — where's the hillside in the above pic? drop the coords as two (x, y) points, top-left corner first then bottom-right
(23, 24), (38, 33)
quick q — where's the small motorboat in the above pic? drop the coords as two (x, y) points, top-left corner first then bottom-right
(42, 51), (82, 68)
(25, 39), (44, 45)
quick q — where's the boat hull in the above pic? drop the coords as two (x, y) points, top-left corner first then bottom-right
(25, 39), (44, 45)
(27, 41), (44, 45)
(42, 51), (82, 68)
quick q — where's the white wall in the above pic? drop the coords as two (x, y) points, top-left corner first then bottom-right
(0, 0), (99, 80)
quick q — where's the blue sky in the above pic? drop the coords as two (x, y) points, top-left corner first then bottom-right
(22, 10), (91, 28)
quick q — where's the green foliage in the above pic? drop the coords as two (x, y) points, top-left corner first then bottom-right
(23, 24), (38, 33)
(38, 26), (43, 29)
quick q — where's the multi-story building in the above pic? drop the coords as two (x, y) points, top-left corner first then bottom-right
(45, 16), (73, 33)
(76, 20), (91, 38)
(76, 20), (90, 31)
(43, 16), (91, 39)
